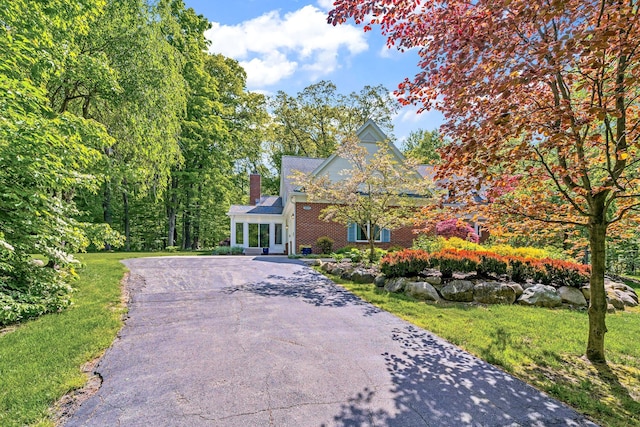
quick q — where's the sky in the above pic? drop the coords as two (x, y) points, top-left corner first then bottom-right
(182, 0), (444, 143)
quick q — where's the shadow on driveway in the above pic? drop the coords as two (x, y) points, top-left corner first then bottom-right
(222, 267), (382, 317)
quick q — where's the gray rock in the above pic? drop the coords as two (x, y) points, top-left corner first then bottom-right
(473, 281), (516, 304)
(423, 276), (442, 287)
(440, 280), (475, 302)
(558, 286), (587, 307)
(517, 284), (562, 308)
(374, 274), (387, 288)
(340, 269), (354, 280)
(405, 282), (441, 301)
(612, 289), (637, 307)
(384, 277), (407, 293)
(581, 286), (590, 301)
(331, 267), (344, 277)
(504, 282), (524, 298)
(351, 268), (376, 284)
(607, 303), (616, 313)
(606, 290), (625, 310)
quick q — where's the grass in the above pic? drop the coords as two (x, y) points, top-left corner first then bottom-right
(0, 251), (207, 427)
(325, 272), (640, 427)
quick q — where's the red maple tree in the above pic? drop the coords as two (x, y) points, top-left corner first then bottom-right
(329, 0), (640, 363)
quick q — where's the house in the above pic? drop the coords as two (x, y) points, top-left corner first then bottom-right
(227, 120), (433, 255)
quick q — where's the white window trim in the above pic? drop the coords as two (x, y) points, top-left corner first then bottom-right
(355, 223), (382, 243)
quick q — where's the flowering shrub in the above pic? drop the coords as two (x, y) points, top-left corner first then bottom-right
(380, 249), (431, 278)
(435, 219), (480, 243)
(387, 246), (590, 287)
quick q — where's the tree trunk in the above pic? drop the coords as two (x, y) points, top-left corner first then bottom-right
(587, 220), (608, 363)
(122, 186), (131, 252)
(103, 182), (113, 251)
(167, 176), (178, 247)
(182, 188), (191, 250)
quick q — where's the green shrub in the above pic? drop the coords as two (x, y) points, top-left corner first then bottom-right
(477, 253), (509, 277)
(230, 246), (244, 255)
(386, 245), (405, 253)
(316, 236), (334, 255)
(335, 245), (358, 254)
(212, 246), (230, 255)
(165, 246), (179, 253)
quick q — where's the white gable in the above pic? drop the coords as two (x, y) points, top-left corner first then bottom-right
(310, 119), (408, 182)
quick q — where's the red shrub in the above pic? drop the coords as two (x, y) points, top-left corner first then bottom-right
(435, 219), (480, 243)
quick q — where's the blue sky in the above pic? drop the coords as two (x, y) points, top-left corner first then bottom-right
(183, 0), (444, 142)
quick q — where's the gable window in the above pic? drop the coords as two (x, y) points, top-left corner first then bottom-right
(348, 223), (390, 243)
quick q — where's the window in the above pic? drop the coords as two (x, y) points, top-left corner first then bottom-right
(275, 224), (283, 245)
(249, 224), (259, 247)
(349, 223), (389, 243)
(249, 223), (270, 247)
(235, 223), (244, 245)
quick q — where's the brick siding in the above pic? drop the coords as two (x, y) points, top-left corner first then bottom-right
(295, 202), (419, 254)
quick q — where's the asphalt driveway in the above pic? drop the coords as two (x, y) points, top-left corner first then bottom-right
(64, 256), (597, 426)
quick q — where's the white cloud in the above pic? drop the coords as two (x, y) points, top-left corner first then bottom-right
(317, 0), (336, 11)
(205, 5), (368, 89)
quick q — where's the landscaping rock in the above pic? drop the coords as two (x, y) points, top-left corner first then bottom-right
(340, 269), (355, 281)
(473, 281), (516, 304)
(440, 280), (474, 302)
(374, 274), (386, 288)
(607, 303), (616, 313)
(384, 277), (407, 293)
(321, 262), (335, 273)
(517, 284), (562, 308)
(423, 276), (442, 287)
(606, 290), (625, 310)
(351, 268), (376, 284)
(580, 286), (590, 301)
(558, 286), (587, 307)
(405, 281), (441, 301)
(331, 267), (345, 276)
(611, 289), (637, 307)
(504, 282), (524, 298)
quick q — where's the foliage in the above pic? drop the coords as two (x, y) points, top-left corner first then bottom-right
(435, 219), (480, 243)
(413, 236), (565, 260)
(329, 0), (640, 362)
(402, 128), (443, 164)
(212, 246), (244, 255)
(293, 137), (432, 263)
(380, 249), (431, 278)
(335, 245), (358, 254)
(266, 80), (399, 175)
(316, 236), (335, 255)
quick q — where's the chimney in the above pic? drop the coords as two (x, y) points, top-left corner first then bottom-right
(249, 173), (261, 205)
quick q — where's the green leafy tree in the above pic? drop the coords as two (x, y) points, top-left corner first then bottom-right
(293, 137), (431, 262)
(403, 129), (443, 164)
(267, 81), (399, 175)
(1, 0), (115, 323)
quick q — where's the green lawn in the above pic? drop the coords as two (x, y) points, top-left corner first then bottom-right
(0, 251), (207, 427)
(331, 274), (640, 427)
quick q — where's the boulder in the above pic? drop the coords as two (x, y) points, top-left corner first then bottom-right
(384, 277), (407, 293)
(424, 276), (442, 287)
(517, 284), (562, 308)
(504, 282), (524, 298)
(558, 286), (587, 307)
(606, 290), (625, 310)
(340, 270), (354, 280)
(611, 289), (637, 307)
(330, 266), (344, 276)
(405, 282), (441, 301)
(473, 281), (517, 304)
(440, 280), (475, 302)
(607, 303), (616, 313)
(351, 268), (376, 284)
(374, 274), (387, 288)
(580, 286), (590, 301)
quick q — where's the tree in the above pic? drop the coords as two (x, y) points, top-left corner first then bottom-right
(267, 81), (399, 175)
(292, 137), (431, 262)
(329, 0), (640, 363)
(402, 129), (443, 164)
(1, 0), (116, 323)
(435, 219), (479, 243)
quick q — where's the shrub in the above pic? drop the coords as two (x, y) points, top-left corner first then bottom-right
(212, 246), (230, 255)
(435, 219), (480, 243)
(165, 246), (179, 253)
(380, 249), (431, 278)
(431, 248), (480, 278)
(335, 245), (358, 254)
(477, 253), (509, 277)
(387, 245), (405, 253)
(230, 246), (244, 255)
(316, 236), (334, 255)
